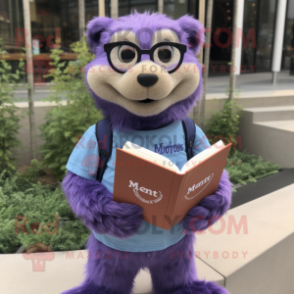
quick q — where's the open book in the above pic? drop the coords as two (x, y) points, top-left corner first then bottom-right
(113, 141), (231, 230)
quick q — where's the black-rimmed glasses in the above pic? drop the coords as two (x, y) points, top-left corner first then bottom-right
(104, 41), (187, 74)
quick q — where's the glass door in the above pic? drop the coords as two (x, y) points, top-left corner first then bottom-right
(282, 0), (294, 70)
(242, 0), (277, 73)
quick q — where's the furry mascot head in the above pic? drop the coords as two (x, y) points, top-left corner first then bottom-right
(62, 12), (232, 294)
(86, 12), (204, 130)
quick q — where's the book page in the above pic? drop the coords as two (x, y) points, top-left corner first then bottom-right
(122, 141), (180, 173)
(180, 140), (225, 173)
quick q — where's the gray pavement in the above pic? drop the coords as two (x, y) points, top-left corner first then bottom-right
(207, 71), (294, 94)
(12, 71), (294, 102)
(13, 89), (55, 102)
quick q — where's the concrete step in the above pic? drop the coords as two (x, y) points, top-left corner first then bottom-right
(202, 91), (294, 123)
(239, 108), (294, 168)
(255, 119), (294, 132)
(0, 249), (224, 294)
(243, 106), (294, 122)
(1, 184), (293, 294)
(196, 183), (294, 294)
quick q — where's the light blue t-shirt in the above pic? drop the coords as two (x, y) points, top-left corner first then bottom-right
(66, 120), (210, 252)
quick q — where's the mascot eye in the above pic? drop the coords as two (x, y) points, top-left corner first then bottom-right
(154, 45), (181, 71)
(118, 45), (136, 63)
(157, 46), (173, 63)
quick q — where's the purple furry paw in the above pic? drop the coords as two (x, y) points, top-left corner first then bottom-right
(92, 205), (144, 238)
(183, 170), (232, 233)
(61, 282), (118, 294)
(62, 171), (143, 238)
(170, 280), (230, 294)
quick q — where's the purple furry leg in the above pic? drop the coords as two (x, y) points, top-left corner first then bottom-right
(149, 234), (198, 294)
(62, 233), (141, 294)
(149, 234), (230, 294)
(85, 234), (140, 294)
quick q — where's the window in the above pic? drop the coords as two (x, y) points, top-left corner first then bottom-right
(282, 0), (294, 70)
(0, 0), (24, 53)
(242, 0), (277, 73)
(119, 0), (157, 16)
(86, 0), (110, 24)
(207, 0), (235, 75)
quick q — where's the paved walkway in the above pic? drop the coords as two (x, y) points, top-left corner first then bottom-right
(207, 71), (294, 95)
(13, 71), (294, 101)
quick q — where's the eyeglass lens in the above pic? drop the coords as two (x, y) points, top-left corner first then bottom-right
(109, 44), (181, 72)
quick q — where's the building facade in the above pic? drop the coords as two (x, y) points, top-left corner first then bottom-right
(0, 0), (293, 81)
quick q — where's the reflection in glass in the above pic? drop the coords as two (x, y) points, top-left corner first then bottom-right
(255, 0), (276, 72)
(282, 0), (294, 70)
(242, 0), (277, 73)
(119, 0), (157, 16)
(207, 0), (234, 75)
(86, 0), (110, 24)
(242, 0), (258, 73)
(164, 0), (188, 20)
(0, 0), (24, 53)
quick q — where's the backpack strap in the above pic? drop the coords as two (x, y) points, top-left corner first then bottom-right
(182, 117), (196, 161)
(95, 117), (113, 182)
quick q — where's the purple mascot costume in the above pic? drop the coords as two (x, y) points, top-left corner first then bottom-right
(62, 12), (232, 294)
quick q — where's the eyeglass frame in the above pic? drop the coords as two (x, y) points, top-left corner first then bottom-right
(104, 41), (187, 74)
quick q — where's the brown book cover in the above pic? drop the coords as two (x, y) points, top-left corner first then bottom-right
(113, 143), (231, 230)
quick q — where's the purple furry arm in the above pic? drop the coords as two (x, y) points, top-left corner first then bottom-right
(183, 169), (232, 233)
(62, 171), (143, 238)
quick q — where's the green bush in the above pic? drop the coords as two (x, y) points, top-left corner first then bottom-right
(0, 38), (24, 172)
(40, 39), (103, 180)
(205, 97), (243, 149)
(205, 94), (281, 186)
(0, 170), (89, 253)
(21, 159), (45, 182)
(226, 150), (281, 185)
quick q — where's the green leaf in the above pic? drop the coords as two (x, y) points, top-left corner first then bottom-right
(64, 131), (72, 138)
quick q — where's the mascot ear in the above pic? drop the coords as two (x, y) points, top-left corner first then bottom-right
(86, 17), (115, 53)
(177, 15), (204, 55)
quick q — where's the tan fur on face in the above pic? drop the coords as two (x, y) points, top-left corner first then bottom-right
(152, 29), (179, 44)
(110, 30), (139, 44)
(87, 30), (200, 117)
